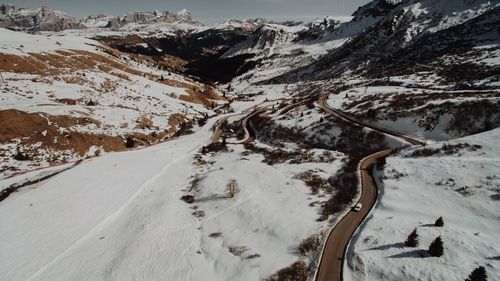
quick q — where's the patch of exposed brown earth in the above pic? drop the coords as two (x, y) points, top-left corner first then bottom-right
(0, 109), (125, 156)
(0, 48), (222, 106)
(167, 113), (188, 134)
(182, 85), (224, 107)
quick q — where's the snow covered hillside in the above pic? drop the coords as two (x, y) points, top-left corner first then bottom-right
(0, 104), (351, 281)
(326, 86), (500, 141)
(0, 0), (499, 280)
(0, 27), (220, 177)
(346, 128), (500, 281)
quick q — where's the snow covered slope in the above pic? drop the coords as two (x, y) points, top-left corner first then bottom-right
(0, 112), (350, 281)
(0, 28), (220, 176)
(0, 120), (213, 281)
(345, 128), (500, 281)
(277, 0), (500, 82)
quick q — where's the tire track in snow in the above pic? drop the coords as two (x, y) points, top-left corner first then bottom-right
(23, 143), (202, 281)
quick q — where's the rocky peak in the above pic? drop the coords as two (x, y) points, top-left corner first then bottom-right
(352, 0), (403, 21)
(0, 3), (85, 31)
(176, 9), (191, 21)
(103, 9), (195, 29)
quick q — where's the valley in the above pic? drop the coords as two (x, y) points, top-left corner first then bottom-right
(1, 1), (499, 281)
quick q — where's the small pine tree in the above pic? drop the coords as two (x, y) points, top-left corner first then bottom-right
(465, 266), (487, 281)
(160, 75), (164, 81)
(125, 136), (135, 148)
(428, 236), (444, 257)
(319, 117), (324, 122)
(300, 112), (304, 117)
(13, 149), (29, 161)
(435, 216), (444, 227)
(405, 228), (419, 247)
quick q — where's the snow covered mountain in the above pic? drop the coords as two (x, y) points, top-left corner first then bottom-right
(232, 0), (499, 141)
(222, 24), (306, 59)
(277, 0), (499, 82)
(83, 9), (196, 29)
(0, 4), (85, 31)
(0, 1), (499, 281)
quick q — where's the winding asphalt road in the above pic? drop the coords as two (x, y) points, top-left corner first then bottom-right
(210, 93), (424, 281)
(315, 93), (424, 281)
(318, 94), (425, 146)
(211, 108), (267, 144)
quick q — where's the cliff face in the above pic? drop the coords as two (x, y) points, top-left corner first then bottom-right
(85, 9), (195, 29)
(268, 0), (499, 82)
(0, 4), (85, 32)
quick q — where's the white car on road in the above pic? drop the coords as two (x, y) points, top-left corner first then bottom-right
(352, 203), (363, 212)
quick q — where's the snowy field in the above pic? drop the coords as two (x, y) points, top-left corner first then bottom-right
(0, 113), (347, 281)
(345, 128), (500, 281)
(0, 119), (215, 281)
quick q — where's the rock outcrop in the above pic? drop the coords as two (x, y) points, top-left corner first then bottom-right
(83, 9), (195, 29)
(0, 4), (85, 32)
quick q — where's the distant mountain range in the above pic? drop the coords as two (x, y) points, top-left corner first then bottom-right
(0, 4), (196, 31)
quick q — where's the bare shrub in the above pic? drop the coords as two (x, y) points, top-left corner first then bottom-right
(266, 261), (308, 281)
(192, 210), (205, 218)
(189, 174), (204, 192)
(294, 171), (331, 194)
(201, 142), (226, 154)
(226, 179), (240, 198)
(246, 253), (261, 259)
(411, 147), (440, 157)
(180, 195), (195, 204)
(490, 194), (500, 201)
(209, 232), (222, 238)
(228, 246), (249, 256)
(298, 234), (320, 256)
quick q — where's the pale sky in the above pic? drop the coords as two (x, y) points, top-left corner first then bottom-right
(7, 0), (371, 23)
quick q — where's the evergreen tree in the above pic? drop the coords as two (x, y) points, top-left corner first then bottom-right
(428, 236), (444, 257)
(125, 136), (135, 148)
(435, 216), (444, 227)
(405, 228), (419, 247)
(465, 266), (487, 281)
(13, 149), (29, 161)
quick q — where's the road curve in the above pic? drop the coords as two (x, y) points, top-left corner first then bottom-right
(211, 108), (266, 145)
(315, 149), (393, 281)
(211, 116), (228, 144)
(315, 93), (424, 281)
(318, 94), (425, 146)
